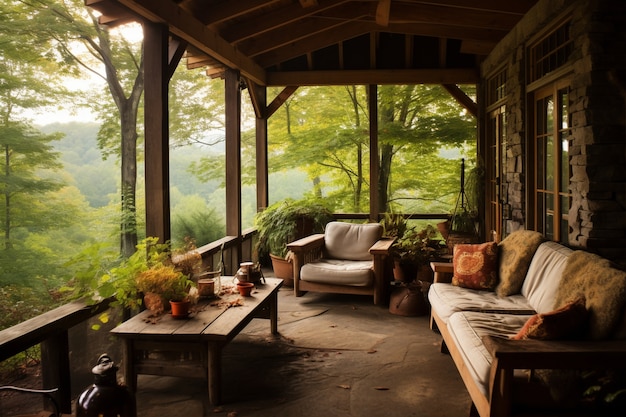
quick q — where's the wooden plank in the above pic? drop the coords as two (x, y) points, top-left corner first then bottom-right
(202, 279), (282, 341)
(0, 300), (110, 362)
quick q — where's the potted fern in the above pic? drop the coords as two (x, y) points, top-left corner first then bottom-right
(254, 198), (333, 284)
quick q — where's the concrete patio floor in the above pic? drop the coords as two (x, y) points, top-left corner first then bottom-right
(133, 281), (472, 417)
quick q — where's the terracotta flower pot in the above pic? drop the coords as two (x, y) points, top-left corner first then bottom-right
(169, 300), (191, 319)
(236, 282), (255, 297)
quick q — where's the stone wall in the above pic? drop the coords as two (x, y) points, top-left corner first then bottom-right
(481, 0), (626, 265)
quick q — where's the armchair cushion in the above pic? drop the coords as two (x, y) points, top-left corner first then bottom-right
(324, 221), (383, 261)
(301, 259), (374, 286)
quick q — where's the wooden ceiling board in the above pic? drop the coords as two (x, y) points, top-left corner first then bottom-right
(88, 0), (540, 85)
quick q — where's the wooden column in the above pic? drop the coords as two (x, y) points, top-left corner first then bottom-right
(369, 84), (379, 222)
(255, 85), (268, 211)
(225, 68), (242, 264)
(143, 22), (170, 243)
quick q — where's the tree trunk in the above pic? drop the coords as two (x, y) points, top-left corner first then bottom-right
(120, 100), (139, 258)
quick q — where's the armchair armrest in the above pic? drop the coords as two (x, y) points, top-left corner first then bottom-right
(430, 261), (454, 283)
(369, 237), (395, 255)
(286, 234), (325, 293)
(287, 234), (325, 255)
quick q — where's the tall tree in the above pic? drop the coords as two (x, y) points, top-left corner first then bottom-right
(28, 0), (145, 257)
(0, 0), (76, 284)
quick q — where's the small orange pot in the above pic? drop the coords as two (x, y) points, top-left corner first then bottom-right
(169, 300), (191, 318)
(236, 282), (255, 297)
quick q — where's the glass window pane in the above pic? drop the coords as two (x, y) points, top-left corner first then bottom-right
(561, 90), (569, 129)
(561, 135), (569, 192)
(546, 97), (554, 133)
(546, 135), (554, 191)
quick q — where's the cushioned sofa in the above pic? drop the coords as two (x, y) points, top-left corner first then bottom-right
(429, 230), (626, 417)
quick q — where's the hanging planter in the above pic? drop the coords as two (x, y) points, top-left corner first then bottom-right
(448, 159), (481, 252)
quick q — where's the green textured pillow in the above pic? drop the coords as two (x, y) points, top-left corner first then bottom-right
(496, 230), (545, 297)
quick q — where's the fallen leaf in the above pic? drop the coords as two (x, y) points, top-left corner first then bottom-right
(367, 349), (377, 354)
(338, 384), (351, 389)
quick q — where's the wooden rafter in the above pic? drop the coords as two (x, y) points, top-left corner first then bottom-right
(375, 0), (391, 27)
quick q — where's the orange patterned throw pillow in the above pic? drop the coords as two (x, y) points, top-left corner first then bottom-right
(452, 242), (499, 291)
(512, 298), (588, 340)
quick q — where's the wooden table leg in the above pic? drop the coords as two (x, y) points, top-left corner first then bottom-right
(269, 291), (278, 335)
(207, 343), (222, 405)
(122, 339), (136, 393)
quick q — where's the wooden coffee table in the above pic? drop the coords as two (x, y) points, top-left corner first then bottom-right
(110, 277), (283, 407)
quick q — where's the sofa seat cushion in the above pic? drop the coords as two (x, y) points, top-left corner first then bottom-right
(301, 259), (374, 286)
(521, 241), (573, 314)
(429, 283), (536, 324)
(447, 311), (532, 396)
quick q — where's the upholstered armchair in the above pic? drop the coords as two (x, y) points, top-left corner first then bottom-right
(286, 221), (394, 305)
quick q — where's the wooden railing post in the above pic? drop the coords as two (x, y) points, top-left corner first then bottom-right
(40, 331), (72, 414)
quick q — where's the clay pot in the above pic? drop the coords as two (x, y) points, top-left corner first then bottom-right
(169, 300), (191, 318)
(236, 282), (255, 297)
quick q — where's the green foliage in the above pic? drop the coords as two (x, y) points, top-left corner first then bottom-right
(392, 224), (446, 266)
(171, 194), (225, 248)
(254, 198), (334, 260)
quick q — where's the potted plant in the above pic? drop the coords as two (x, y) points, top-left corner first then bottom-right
(254, 198), (334, 283)
(100, 237), (195, 316)
(391, 224), (446, 283)
(136, 263), (194, 316)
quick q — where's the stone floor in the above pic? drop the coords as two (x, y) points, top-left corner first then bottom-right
(133, 283), (472, 417)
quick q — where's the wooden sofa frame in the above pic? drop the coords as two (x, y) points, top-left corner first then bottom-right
(287, 233), (393, 305)
(430, 262), (626, 417)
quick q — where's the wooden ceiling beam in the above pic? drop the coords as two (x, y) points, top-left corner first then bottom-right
(442, 84), (477, 117)
(256, 21), (371, 68)
(384, 22), (506, 42)
(388, 3), (523, 31)
(182, 0), (282, 25)
(85, 0), (136, 27)
(265, 68), (479, 86)
(411, 0), (537, 15)
(266, 86), (299, 118)
(221, 0), (350, 43)
(375, 0), (391, 27)
(239, 7), (370, 57)
(115, 0), (267, 85)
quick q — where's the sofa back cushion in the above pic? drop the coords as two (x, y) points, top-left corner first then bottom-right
(496, 230), (546, 297)
(521, 241), (573, 314)
(324, 221), (382, 261)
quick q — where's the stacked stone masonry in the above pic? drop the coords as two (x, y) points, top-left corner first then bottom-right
(481, 0), (626, 266)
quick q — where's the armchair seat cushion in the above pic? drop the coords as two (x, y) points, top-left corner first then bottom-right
(301, 259), (374, 286)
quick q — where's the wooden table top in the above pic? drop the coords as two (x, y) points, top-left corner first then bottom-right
(111, 277), (283, 343)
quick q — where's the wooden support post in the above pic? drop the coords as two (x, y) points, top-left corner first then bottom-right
(143, 21), (171, 243)
(253, 83), (268, 212)
(225, 68), (242, 264)
(369, 84), (379, 222)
